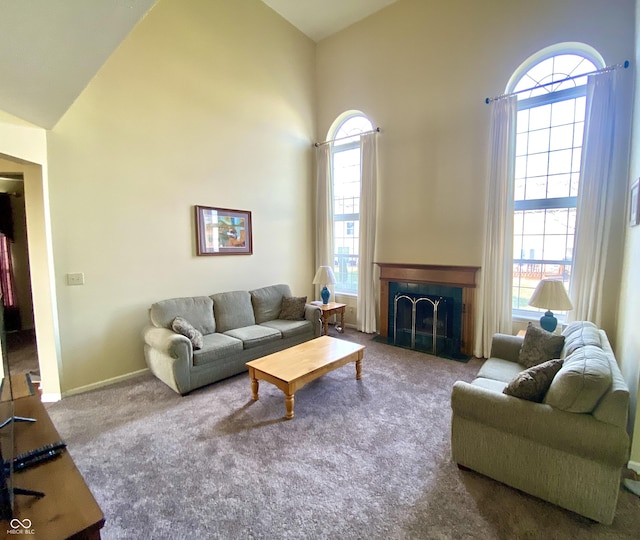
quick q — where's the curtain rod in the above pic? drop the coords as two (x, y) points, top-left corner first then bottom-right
(314, 127), (381, 147)
(485, 60), (629, 104)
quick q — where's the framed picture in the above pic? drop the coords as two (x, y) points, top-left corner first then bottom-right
(195, 205), (253, 255)
(631, 179), (640, 227)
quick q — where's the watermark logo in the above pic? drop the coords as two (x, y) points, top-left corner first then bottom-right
(7, 518), (35, 535)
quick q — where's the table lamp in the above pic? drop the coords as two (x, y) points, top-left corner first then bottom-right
(528, 278), (573, 332)
(312, 266), (336, 305)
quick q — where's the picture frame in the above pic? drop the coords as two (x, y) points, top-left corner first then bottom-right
(631, 179), (640, 227)
(195, 205), (253, 255)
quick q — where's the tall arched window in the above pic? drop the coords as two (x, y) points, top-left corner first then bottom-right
(510, 47), (603, 316)
(329, 113), (373, 294)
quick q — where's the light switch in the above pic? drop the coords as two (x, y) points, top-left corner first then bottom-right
(67, 272), (85, 286)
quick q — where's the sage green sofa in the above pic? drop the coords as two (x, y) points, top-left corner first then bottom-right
(451, 321), (630, 524)
(143, 284), (321, 395)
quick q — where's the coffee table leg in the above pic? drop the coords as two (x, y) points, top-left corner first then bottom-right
(356, 358), (362, 380)
(249, 368), (259, 400)
(340, 308), (345, 333)
(285, 393), (294, 419)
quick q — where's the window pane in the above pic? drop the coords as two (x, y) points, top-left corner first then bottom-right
(547, 174), (571, 198)
(529, 104), (551, 130)
(551, 100), (576, 126)
(549, 124), (573, 151)
(524, 176), (547, 200)
(548, 149), (572, 175)
(526, 153), (548, 177)
(517, 109), (530, 133)
(514, 178), (526, 201)
(528, 128), (550, 154)
(522, 209), (545, 234)
(516, 132), (528, 156)
(544, 208), (569, 234)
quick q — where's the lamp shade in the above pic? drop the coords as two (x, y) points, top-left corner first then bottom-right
(312, 266), (337, 286)
(312, 266), (336, 305)
(528, 279), (573, 311)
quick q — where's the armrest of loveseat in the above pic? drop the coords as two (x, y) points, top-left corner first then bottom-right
(451, 381), (630, 466)
(490, 333), (524, 363)
(142, 325), (192, 359)
(304, 304), (322, 337)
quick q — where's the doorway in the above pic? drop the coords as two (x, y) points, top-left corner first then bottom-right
(0, 175), (40, 387)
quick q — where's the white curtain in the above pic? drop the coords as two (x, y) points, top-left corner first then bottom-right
(474, 95), (517, 358)
(569, 70), (618, 325)
(315, 144), (334, 300)
(357, 132), (378, 333)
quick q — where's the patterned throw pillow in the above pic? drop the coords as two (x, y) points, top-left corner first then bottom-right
(172, 316), (203, 350)
(279, 296), (307, 320)
(503, 358), (564, 403)
(518, 322), (565, 368)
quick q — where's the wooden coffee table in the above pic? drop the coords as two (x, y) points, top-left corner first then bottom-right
(246, 336), (365, 419)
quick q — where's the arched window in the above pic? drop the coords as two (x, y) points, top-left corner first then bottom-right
(329, 113), (373, 294)
(510, 47), (603, 316)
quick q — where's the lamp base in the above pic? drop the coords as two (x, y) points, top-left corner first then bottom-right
(320, 286), (330, 305)
(539, 310), (558, 333)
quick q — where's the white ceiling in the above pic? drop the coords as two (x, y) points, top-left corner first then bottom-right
(262, 0), (398, 42)
(0, 0), (397, 129)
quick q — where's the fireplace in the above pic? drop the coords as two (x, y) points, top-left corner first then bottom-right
(376, 263), (479, 358)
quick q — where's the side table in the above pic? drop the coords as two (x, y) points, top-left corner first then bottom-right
(316, 302), (347, 335)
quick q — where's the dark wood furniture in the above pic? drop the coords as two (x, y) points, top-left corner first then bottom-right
(2, 385), (104, 539)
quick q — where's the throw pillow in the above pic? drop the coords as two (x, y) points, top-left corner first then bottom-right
(543, 345), (612, 413)
(172, 316), (203, 350)
(503, 358), (564, 403)
(279, 296), (307, 320)
(518, 322), (565, 368)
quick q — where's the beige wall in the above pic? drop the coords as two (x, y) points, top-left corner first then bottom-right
(317, 0), (637, 451)
(617, 0), (640, 469)
(45, 0), (315, 392)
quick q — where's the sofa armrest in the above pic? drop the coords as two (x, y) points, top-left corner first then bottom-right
(451, 381), (629, 466)
(304, 304), (322, 337)
(142, 325), (192, 359)
(490, 333), (523, 362)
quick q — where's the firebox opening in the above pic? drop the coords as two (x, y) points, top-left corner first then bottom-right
(386, 282), (467, 361)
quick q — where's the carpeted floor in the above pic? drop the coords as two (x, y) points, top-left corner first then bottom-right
(46, 332), (640, 539)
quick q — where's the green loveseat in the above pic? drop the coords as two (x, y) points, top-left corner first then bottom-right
(451, 321), (630, 524)
(143, 284), (321, 395)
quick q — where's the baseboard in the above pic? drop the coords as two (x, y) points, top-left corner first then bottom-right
(62, 368), (150, 398)
(629, 460), (640, 474)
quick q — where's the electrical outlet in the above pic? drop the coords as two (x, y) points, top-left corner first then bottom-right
(66, 272), (85, 286)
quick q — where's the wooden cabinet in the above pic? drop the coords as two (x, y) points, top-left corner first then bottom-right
(2, 384), (104, 539)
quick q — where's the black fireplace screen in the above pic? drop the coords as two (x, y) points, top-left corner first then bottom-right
(393, 293), (459, 357)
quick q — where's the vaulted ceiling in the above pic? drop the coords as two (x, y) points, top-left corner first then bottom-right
(0, 0), (397, 129)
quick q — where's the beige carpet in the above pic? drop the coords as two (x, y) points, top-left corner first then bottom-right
(45, 332), (640, 539)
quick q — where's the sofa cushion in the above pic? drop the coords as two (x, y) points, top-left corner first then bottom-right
(250, 284), (292, 324)
(279, 296), (307, 320)
(476, 358), (523, 384)
(192, 333), (243, 367)
(471, 377), (507, 393)
(150, 296), (216, 334)
(518, 322), (565, 368)
(562, 321), (601, 356)
(224, 325), (281, 349)
(171, 316), (204, 350)
(211, 290), (255, 332)
(503, 358), (564, 403)
(260, 319), (313, 339)
(544, 345), (612, 413)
